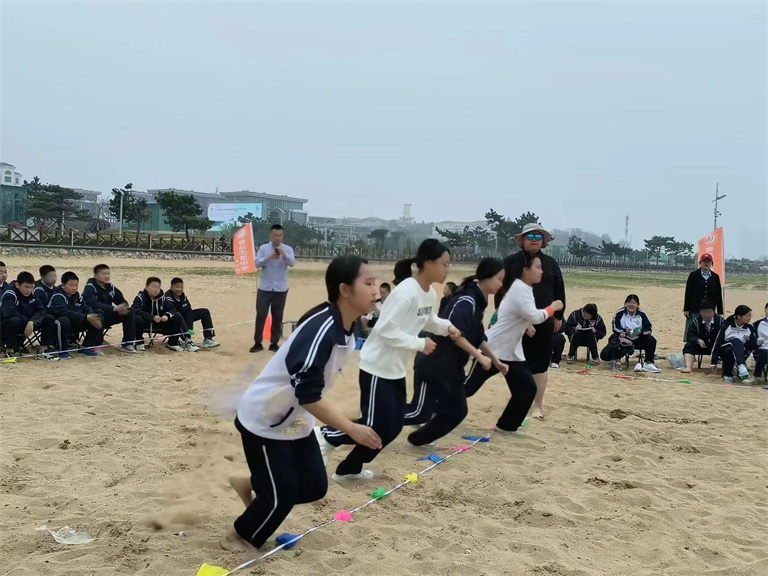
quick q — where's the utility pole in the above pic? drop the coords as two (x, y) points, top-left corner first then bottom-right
(712, 183), (727, 231)
(118, 190), (124, 238)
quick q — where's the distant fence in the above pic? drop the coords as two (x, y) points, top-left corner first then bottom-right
(1, 228), (765, 274)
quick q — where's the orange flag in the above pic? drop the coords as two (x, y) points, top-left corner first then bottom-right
(697, 228), (725, 285)
(233, 223), (256, 275)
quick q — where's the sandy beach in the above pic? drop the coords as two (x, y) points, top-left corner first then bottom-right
(1, 256), (766, 576)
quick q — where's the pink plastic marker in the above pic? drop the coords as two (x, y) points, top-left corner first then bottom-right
(334, 511), (352, 522)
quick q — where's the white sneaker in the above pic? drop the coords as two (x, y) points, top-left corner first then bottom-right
(185, 341), (200, 352)
(202, 338), (220, 348)
(332, 469), (375, 483)
(120, 344), (136, 354)
(737, 364), (749, 379)
(135, 342), (146, 352)
(550, 362), (560, 369)
(634, 362), (644, 372)
(642, 363), (661, 373)
(167, 344), (184, 352)
(314, 426), (336, 466)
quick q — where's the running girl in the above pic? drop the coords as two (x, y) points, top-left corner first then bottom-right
(222, 256), (382, 552)
(464, 253), (563, 431)
(406, 258), (508, 446)
(318, 239), (460, 481)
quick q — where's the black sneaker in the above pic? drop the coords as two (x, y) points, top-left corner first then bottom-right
(269, 344), (280, 353)
(249, 343), (264, 353)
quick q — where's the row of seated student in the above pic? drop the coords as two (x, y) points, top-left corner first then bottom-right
(549, 296), (767, 383)
(0, 262), (220, 360)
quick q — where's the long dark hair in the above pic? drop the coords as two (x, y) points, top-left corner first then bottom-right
(297, 256), (369, 326)
(732, 304), (752, 324)
(460, 257), (504, 287)
(512, 252), (541, 282)
(393, 239), (450, 285)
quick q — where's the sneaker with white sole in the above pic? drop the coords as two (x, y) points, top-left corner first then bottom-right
(332, 469), (375, 483)
(642, 363), (661, 373)
(314, 426), (336, 466)
(120, 344), (136, 354)
(135, 343), (146, 352)
(185, 341), (200, 352)
(724, 376), (734, 384)
(202, 338), (220, 348)
(550, 362), (560, 369)
(167, 344), (184, 352)
(634, 362), (644, 372)
(37, 351), (61, 362)
(737, 364), (749, 380)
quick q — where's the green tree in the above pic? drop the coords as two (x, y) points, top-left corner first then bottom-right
(156, 191), (213, 240)
(368, 228), (389, 249)
(109, 183), (151, 234)
(435, 226), (471, 247)
(283, 220), (321, 247)
(643, 235), (674, 265)
(24, 176), (91, 232)
(600, 240), (622, 263)
(567, 235), (597, 259)
(614, 245), (633, 262)
(665, 240), (694, 266)
(484, 209), (541, 253)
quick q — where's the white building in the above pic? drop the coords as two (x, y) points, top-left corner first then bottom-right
(432, 220), (491, 237)
(0, 162), (23, 187)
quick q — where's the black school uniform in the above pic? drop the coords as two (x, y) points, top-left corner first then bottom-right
(163, 289), (215, 340)
(83, 278), (137, 346)
(48, 286), (104, 349)
(406, 282), (487, 446)
(564, 309), (607, 361)
(683, 315), (723, 356)
(0, 285), (63, 351)
(131, 290), (184, 346)
(33, 280), (56, 307)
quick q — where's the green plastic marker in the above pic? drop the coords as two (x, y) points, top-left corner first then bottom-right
(371, 488), (386, 500)
(678, 379), (690, 383)
(186, 330), (195, 336)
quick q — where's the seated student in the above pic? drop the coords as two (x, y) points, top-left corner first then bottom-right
(83, 264), (139, 353)
(163, 277), (219, 351)
(681, 300), (723, 373)
(605, 294), (661, 373)
(1, 271), (64, 360)
(600, 331), (636, 370)
(132, 277), (185, 352)
(48, 271), (104, 357)
(564, 303), (607, 365)
(439, 282), (457, 316)
(361, 282), (391, 332)
(34, 265), (57, 307)
(712, 305), (757, 383)
(550, 320), (566, 369)
(0, 261), (8, 293)
(753, 303), (768, 379)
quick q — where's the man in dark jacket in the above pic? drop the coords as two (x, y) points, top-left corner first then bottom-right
(683, 253), (723, 338)
(82, 263), (138, 353)
(681, 300), (722, 373)
(1, 271), (63, 360)
(48, 271), (104, 356)
(564, 303), (606, 364)
(132, 276), (184, 352)
(496, 223), (566, 418)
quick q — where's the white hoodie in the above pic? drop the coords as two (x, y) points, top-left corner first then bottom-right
(360, 277), (452, 380)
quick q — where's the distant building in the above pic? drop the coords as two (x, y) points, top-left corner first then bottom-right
(0, 162), (23, 187)
(71, 188), (103, 218)
(432, 220), (492, 237)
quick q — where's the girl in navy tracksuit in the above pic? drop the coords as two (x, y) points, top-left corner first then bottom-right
(406, 258), (507, 446)
(221, 256), (382, 553)
(711, 305), (758, 383)
(607, 294), (661, 373)
(754, 303), (768, 379)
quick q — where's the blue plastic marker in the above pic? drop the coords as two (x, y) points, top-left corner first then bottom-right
(462, 435), (490, 442)
(275, 532), (301, 549)
(417, 453), (444, 464)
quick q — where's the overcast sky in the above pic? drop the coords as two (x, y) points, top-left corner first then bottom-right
(2, 2), (766, 258)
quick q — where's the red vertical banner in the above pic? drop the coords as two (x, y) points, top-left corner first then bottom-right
(233, 223), (256, 275)
(697, 227), (725, 285)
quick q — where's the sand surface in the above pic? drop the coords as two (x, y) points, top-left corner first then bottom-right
(1, 256), (766, 576)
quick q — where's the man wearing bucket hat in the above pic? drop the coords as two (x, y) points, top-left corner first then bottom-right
(683, 253), (723, 339)
(495, 223), (565, 418)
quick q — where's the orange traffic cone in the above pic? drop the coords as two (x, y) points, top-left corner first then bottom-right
(263, 314), (272, 342)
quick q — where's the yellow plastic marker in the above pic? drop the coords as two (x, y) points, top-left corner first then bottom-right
(196, 563), (229, 576)
(405, 473), (419, 484)
(1, 357), (17, 364)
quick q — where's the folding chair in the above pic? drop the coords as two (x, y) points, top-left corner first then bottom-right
(624, 349), (645, 371)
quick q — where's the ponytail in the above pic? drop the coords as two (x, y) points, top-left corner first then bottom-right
(393, 239), (451, 285)
(460, 257), (504, 288)
(393, 258), (416, 286)
(297, 255), (368, 326)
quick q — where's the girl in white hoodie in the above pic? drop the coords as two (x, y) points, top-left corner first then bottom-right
(465, 253), (563, 431)
(221, 256), (382, 553)
(318, 239), (460, 481)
